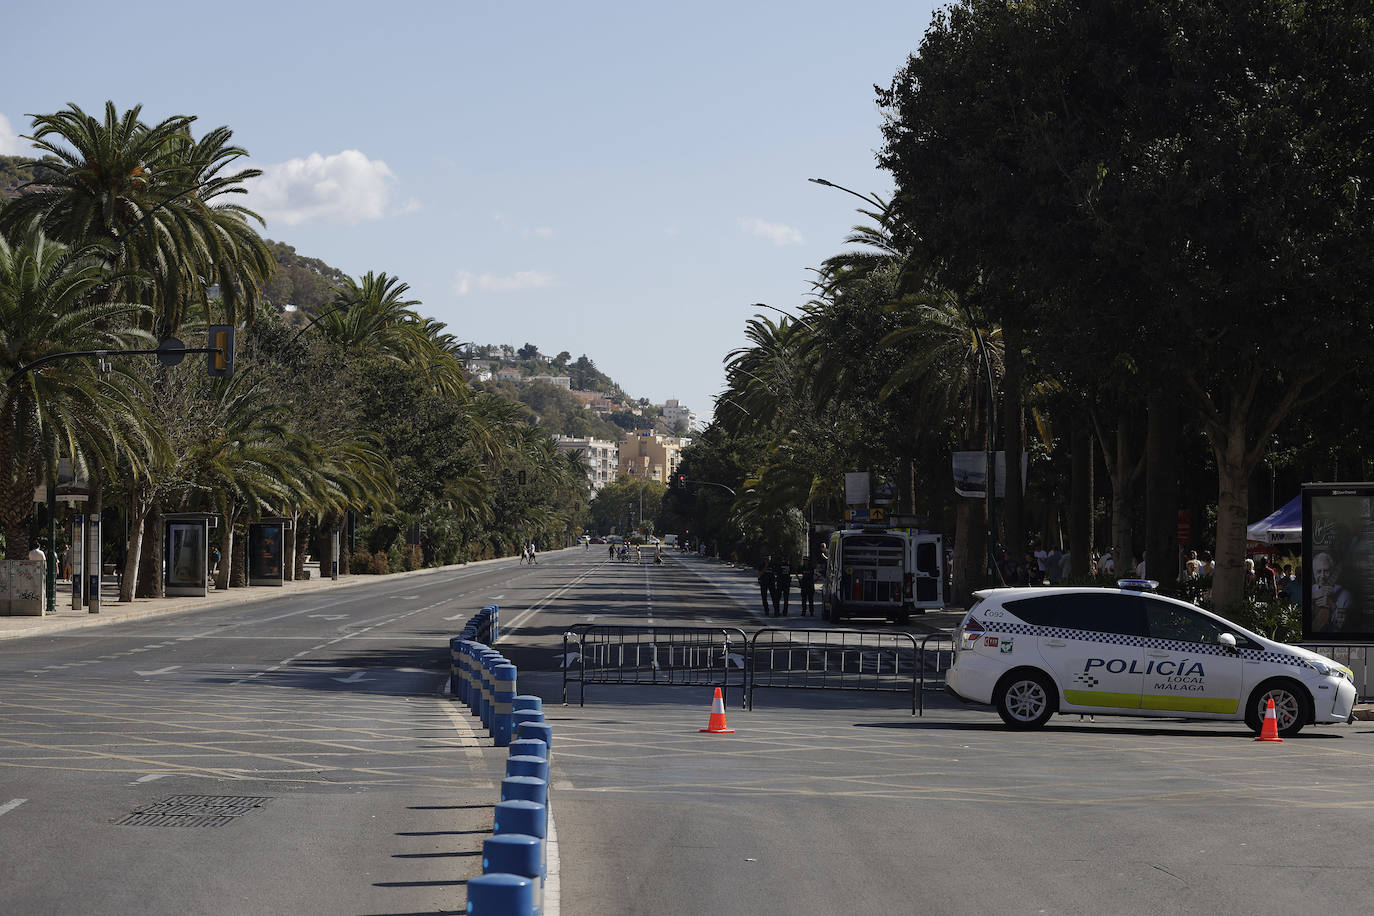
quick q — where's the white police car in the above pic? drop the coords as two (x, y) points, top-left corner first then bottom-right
(945, 581), (1358, 736)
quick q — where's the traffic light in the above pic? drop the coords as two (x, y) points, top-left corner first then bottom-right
(207, 325), (235, 377)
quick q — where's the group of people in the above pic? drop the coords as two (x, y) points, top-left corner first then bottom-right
(1243, 554), (1301, 605)
(518, 541), (538, 564)
(755, 556), (817, 617)
(607, 542), (663, 564)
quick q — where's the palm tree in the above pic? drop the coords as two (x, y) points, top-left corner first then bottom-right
(0, 102), (273, 334)
(0, 226), (156, 558)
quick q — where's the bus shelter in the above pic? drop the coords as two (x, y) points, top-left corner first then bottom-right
(165, 513), (218, 597)
(248, 518), (292, 587)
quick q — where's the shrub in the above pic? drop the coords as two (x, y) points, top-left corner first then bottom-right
(368, 550), (389, 575)
(350, 549), (373, 574)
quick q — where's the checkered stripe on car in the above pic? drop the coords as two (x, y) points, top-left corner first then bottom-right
(985, 625), (1311, 669)
(986, 621), (1145, 647)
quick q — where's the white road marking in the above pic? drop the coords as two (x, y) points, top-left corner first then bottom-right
(0, 799), (27, 817)
(133, 774), (167, 784)
(308, 614), (348, 621)
(134, 666), (182, 676)
(331, 672), (368, 683)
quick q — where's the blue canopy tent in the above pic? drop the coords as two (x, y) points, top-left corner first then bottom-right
(1246, 496), (1302, 548)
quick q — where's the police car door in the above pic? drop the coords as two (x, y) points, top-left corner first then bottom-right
(1033, 593), (1147, 712)
(1139, 598), (1245, 716)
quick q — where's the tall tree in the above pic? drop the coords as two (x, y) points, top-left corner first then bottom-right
(0, 228), (156, 557)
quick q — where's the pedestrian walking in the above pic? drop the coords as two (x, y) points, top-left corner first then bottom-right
(797, 563), (816, 616)
(757, 559), (775, 616)
(528, 541), (537, 564)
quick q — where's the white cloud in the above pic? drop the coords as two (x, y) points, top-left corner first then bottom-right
(525, 226), (555, 240)
(0, 114), (26, 155)
(739, 216), (804, 246)
(453, 269), (556, 296)
(247, 150), (396, 227)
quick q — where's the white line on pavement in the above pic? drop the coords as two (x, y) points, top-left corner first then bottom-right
(0, 799), (27, 817)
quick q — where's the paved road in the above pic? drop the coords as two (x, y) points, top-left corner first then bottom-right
(2, 549), (1369, 915)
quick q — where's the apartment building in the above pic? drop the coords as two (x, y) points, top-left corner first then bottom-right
(617, 429), (685, 483)
(661, 399), (699, 433)
(554, 436), (620, 492)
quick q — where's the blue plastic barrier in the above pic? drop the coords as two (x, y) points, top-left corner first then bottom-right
(466, 872), (537, 916)
(493, 663), (517, 746)
(493, 799), (547, 841)
(506, 755), (549, 782)
(501, 776), (548, 806)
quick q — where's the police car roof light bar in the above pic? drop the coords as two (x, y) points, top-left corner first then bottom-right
(1116, 578), (1160, 592)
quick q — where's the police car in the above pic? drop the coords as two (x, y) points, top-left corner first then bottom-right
(945, 580), (1358, 736)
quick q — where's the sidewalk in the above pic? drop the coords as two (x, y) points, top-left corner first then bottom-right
(0, 554), (518, 641)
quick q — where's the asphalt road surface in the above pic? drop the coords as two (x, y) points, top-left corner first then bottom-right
(1, 548), (1370, 915)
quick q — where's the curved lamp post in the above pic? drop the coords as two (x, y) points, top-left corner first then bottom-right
(808, 176), (1003, 584)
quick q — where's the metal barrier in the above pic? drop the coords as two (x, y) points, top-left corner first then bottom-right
(747, 628), (923, 713)
(1298, 643), (1372, 700)
(917, 632), (956, 715)
(562, 624), (749, 707)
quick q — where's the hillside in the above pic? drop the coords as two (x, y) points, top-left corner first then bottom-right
(0, 169), (670, 441)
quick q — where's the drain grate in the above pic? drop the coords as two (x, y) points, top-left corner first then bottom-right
(116, 795), (272, 828)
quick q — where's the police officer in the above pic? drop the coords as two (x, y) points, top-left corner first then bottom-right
(797, 563), (816, 616)
(757, 558), (775, 616)
(770, 557), (789, 616)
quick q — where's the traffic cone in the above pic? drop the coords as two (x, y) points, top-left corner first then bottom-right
(698, 687), (735, 734)
(1254, 697), (1284, 742)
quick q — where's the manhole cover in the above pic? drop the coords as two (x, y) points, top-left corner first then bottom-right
(116, 795), (271, 827)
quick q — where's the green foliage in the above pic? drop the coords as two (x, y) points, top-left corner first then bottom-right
(260, 240), (350, 312)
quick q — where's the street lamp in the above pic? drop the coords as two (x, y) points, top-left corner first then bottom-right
(809, 176), (1003, 584)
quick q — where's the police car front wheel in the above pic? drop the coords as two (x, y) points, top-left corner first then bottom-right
(995, 669), (1057, 729)
(1244, 679), (1310, 738)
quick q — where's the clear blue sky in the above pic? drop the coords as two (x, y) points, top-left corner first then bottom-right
(2, 0), (941, 421)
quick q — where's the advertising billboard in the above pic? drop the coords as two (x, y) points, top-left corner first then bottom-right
(167, 522), (206, 590)
(249, 522), (284, 585)
(1302, 484), (1374, 641)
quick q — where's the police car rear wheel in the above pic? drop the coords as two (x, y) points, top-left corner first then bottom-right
(1245, 680), (1309, 737)
(995, 670), (1055, 729)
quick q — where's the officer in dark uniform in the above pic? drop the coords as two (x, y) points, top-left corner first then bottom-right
(797, 563), (816, 616)
(757, 558), (775, 616)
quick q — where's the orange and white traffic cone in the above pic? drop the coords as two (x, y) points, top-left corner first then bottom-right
(699, 687), (735, 734)
(1254, 697), (1284, 742)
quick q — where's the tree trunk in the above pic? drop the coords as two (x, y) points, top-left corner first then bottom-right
(1211, 415), (1251, 613)
(216, 513), (234, 590)
(1001, 315), (1024, 562)
(1070, 416), (1092, 578)
(294, 513), (311, 580)
(951, 496), (985, 608)
(284, 510), (297, 581)
(1145, 391), (1180, 583)
(121, 487), (151, 602)
(230, 518), (248, 588)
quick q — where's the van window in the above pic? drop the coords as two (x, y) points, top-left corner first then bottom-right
(1005, 593), (1147, 637)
